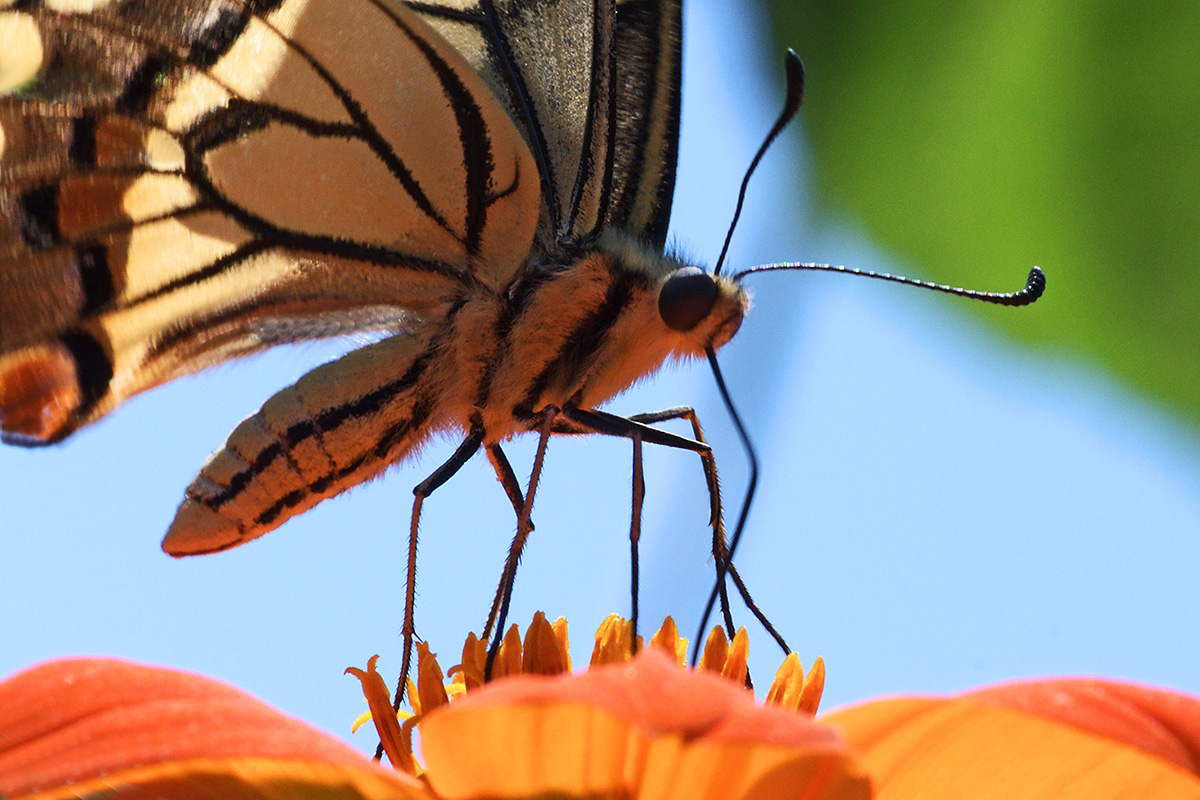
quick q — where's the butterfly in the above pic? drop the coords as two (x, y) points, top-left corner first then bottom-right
(1, 0), (757, 686)
(0, 0), (1042, 696)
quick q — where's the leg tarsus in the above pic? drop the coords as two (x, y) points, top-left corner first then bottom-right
(630, 431), (644, 655)
(484, 406), (558, 677)
(391, 429), (483, 714)
(563, 406), (737, 664)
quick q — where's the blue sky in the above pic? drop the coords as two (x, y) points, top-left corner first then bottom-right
(2, 0), (1198, 755)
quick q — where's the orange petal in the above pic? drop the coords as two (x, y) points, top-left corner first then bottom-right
(523, 612), (570, 676)
(415, 643), (449, 714)
(590, 613), (632, 666)
(447, 633), (487, 692)
(798, 658), (826, 716)
(721, 628), (750, 685)
(491, 624), (523, 681)
(420, 648), (868, 800)
(648, 617), (688, 665)
(966, 678), (1200, 776)
(0, 658), (424, 799)
(344, 656), (418, 775)
(825, 681), (1200, 799)
(796, 662), (825, 714)
(551, 616), (573, 672)
(766, 653), (805, 709)
(14, 757), (433, 800)
(699, 626), (729, 673)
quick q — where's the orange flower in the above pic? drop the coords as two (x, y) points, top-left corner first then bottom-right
(0, 656), (429, 800)
(349, 613), (858, 799)
(6, 615), (1197, 800)
(0, 615), (862, 800)
(824, 677), (1200, 799)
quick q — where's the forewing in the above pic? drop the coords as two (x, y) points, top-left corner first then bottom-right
(405, 0), (681, 247)
(0, 0), (539, 444)
(405, 0), (604, 242)
(607, 0), (681, 248)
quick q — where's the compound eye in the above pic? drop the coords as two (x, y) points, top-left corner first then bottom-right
(659, 267), (718, 331)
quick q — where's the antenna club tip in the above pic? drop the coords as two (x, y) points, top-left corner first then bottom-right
(783, 50), (806, 110)
(1027, 265), (1047, 298)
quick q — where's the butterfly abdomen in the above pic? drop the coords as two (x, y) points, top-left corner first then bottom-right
(163, 326), (450, 555)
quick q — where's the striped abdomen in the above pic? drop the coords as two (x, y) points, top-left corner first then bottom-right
(164, 328), (448, 555)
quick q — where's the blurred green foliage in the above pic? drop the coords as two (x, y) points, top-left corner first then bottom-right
(767, 1), (1200, 426)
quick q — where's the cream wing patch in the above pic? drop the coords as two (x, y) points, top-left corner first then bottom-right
(0, 12), (42, 94)
(209, 14), (351, 126)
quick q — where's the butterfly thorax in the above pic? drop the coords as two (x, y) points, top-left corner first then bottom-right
(469, 231), (748, 442)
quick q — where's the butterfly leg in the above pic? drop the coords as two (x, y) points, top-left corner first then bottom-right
(629, 407), (722, 543)
(391, 427), (485, 716)
(630, 407), (789, 661)
(630, 430), (644, 656)
(478, 442), (532, 639)
(484, 405), (559, 678)
(572, 406), (789, 662)
(485, 442), (531, 527)
(626, 406), (728, 654)
(556, 407), (727, 651)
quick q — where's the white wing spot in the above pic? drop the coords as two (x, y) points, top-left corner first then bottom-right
(0, 12), (43, 94)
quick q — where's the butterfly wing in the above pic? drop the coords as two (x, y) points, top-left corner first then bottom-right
(407, 0), (681, 247)
(0, 0), (539, 445)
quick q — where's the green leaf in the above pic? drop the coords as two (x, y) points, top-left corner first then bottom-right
(767, 1), (1200, 425)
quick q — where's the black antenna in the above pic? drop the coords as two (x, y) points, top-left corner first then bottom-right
(735, 262), (1047, 306)
(693, 48), (1049, 665)
(714, 51), (805, 276)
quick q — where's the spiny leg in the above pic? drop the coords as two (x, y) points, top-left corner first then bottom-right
(626, 406), (736, 654)
(629, 407), (721, 527)
(695, 347), (791, 660)
(486, 443), (529, 523)
(479, 442), (532, 639)
(629, 406), (789, 661)
(484, 405), (559, 677)
(559, 407), (725, 649)
(723, 559), (788, 651)
(393, 429), (484, 712)
(630, 430), (644, 655)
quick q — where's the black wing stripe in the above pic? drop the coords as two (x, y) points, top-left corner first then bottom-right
(136, 246), (459, 367)
(606, 0), (681, 246)
(11, 5), (469, 251)
(16, 185), (60, 248)
(402, 2), (488, 24)
(66, 117), (98, 167)
(476, 0), (561, 232)
(565, 0), (616, 238)
(187, 3), (260, 69)
(77, 243), (115, 313)
(58, 327), (114, 418)
(9, 201), (466, 329)
(243, 7), (463, 243)
(371, 1), (493, 257)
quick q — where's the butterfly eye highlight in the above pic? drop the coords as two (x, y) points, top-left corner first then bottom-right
(659, 267), (719, 331)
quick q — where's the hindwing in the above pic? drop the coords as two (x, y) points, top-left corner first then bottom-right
(0, 0), (540, 444)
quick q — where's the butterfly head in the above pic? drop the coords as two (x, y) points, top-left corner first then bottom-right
(657, 266), (748, 352)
